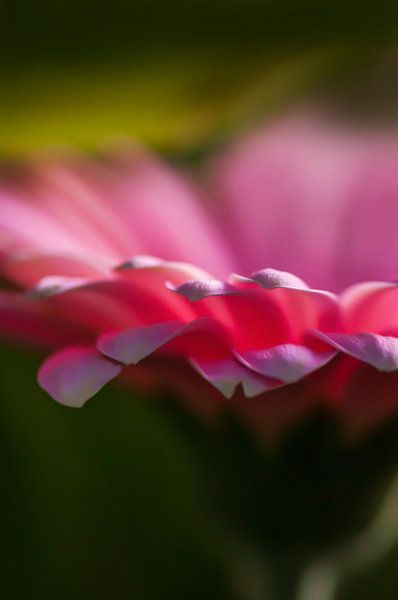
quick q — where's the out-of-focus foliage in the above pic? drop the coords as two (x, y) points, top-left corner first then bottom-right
(0, 345), (236, 600)
(2, 0), (398, 154)
(2, 344), (398, 599)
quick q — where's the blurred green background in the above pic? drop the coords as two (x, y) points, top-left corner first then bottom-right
(3, 1), (398, 598)
(4, 0), (398, 156)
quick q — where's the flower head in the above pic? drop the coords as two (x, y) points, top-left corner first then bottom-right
(2, 115), (398, 434)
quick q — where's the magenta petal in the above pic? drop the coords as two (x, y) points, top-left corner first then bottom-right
(168, 279), (236, 302)
(3, 253), (105, 289)
(340, 282), (398, 333)
(105, 152), (236, 277)
(190, 358), (277, 398)
(28, 275), (89, 299)
(37, 346), (122, 406)
(97, 321), (184, 365)
(316, 332), (398, 372)
(236, 344), (336, 383)
(115, 255), (164, 270)
(232, 268), (309, 290)
(115, 255), (212, 280)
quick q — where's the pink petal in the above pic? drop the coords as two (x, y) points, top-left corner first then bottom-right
(3, 253), (105, 289)
(167, 279), (236, 302)
(97, 321), (185, 365)
(98, 317), (233, 365)
(115, 255), (212, 282)
(190, 358), (278, 399)
(30, 272), (196, 332)
(211, 115), (398, 291)
(340, 282), (398, 334)
(0, 189), (96, 257)
(19, 161), (138, 260)
(315, 332), (398, 372)
(331, 149), (398, 290)
(171, 276), (340, 351)
(172, 281), (294, 350)
(100, 151), (236, 277)
(210, 116), (362, 290)
(38, 346), (122, 407)
(236, 344), (336, 383)
(231, 268), (310, 290)
(28, 276), (89, 299)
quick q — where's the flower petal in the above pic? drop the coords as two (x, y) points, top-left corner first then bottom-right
(212, 115), (398, 291)
(97, 321), (185, 365)
(210, 116), (362, 290)
(236, 344), (336, 383)
(190, 358), (278, 398)
(114, 255), (212, 280)
(171, 275), (340, 351)
(340, 282), (398, 334)
(38, 346), (122, 407)
(28, 275), (89, 299)
(30, 273), (195, 331)
(167, 279), (236, 302)
(2, 252), (105, 289)
(231, 268), (310, 290)
(316, 332), (398, 372)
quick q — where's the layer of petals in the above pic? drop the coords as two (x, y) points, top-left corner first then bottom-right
(171, 274), (340, 351)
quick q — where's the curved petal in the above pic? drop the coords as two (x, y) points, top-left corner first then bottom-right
(190, 357), (279, 399)
(2, 253), (106, 289)
(315, 332), (398, 372)
(115, 255), (213, 282)
(236, 344), (336, 383)
(340, 282), (398, 334)
(37, 346), (122, 407)
(30, 268), (199, 332)
(171, 274), (340, 351)
(97, 321), (185, 365)
(230, 268), (310, 290)
(28, 276), (89, 299)
(167, 279), (236, 302)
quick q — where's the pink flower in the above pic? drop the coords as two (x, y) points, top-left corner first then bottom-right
(2, 115), (398, 434)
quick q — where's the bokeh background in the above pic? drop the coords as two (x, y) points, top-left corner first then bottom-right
(3, 1), (398, 598)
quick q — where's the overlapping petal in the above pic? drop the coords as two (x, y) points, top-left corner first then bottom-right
(1, 117), (398, 434)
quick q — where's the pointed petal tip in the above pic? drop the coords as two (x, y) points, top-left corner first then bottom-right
(250, 268), (310, 290)
(236, 344), (336, 384)
(38, 346), (121, 407)
(97, 321), (184, 365)
(170, 279), (235, 302)
(27, 276), (88, 300)
(114, 255), (164, 271)
(316, 332), (398, 372)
